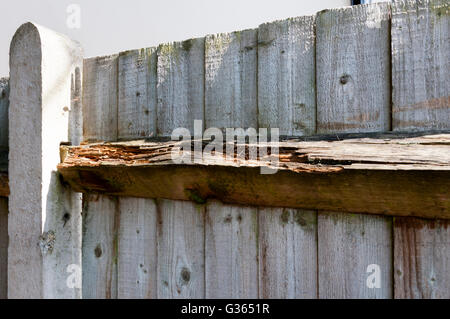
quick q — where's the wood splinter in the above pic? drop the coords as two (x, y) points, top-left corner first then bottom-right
(57, 132), (450, 219)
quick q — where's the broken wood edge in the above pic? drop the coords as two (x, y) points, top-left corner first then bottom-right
(57, 163), (450, 220)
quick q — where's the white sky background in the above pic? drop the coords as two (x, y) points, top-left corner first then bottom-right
(0, 0), (350, 76)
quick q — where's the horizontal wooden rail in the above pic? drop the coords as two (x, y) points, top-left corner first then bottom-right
(57, 132), (450, 219)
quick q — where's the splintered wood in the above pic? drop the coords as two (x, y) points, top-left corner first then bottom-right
(58, 133), (450, 219)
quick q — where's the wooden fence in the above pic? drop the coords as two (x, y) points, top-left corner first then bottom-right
(1, 0), (449, 298)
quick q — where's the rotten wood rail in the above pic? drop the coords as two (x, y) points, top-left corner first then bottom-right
(57, 131), (450, 219)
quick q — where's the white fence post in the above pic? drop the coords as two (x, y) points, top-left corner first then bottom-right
(8, 22), (83, 298)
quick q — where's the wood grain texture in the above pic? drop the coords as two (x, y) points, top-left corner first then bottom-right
(315, 2), (394, 299)
(259, 208), (317, 298)
(0, 198), (7, 299)
(83, 55), (119, 142)
(316, 3), (391, 133)
(205, 201), (258, 298)
(258, 16), (316, 135)
(82, 50), (122, 299)
(117, 197), (157, 299)
(318, 212), (393, 298)
(205, 30), (258, 130)
(157, 38), (205, 136)
(157, 199), (205, 298)
(82, 195), (119, 299)
(58, 133), (450, 219)
(118, 48), (157, 140)
(394, 217), (450, 299)
(391, 0), (449, 131)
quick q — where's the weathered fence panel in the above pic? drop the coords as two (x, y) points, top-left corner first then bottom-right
(118, 197), (157, 299)
(258, 208), (317, 299)
(205, 202), (258, 298)
(82, 54), (120, 298)
(157, 39), (204, 136)
(318, 213), (392, 298)
(83, 55), (119, 142)
(82, 195), (118, 299)
(391, 0), (449, 131)
(394, 218), (450, 298)
(4, 0), (449, 299)
(316, 2), (391, 133)
(258, 16), (316, 136)
(316, 3), (393, 299)
(205, 30), (258, 130)
(118, 48), (157, 140)
(391, 0), (450, 300)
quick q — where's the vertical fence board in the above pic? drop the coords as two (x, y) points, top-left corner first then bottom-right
(205, 201), (258, 298)
(117, 198), (157, 299)
(82, 195), (118, 299)
(118, 48), (157, 140)
(315, 3), (393, 299)
(0, 198), (7, 299)
(258, 16), (316, 135)
(205, 30), (258, 130)
(82, 53), (120, 298)
(391, 0), (449, 131)
(154, 37), (207, 298)
(316, 3), (391, 133)
(117, 48), (160, 298)
(83, 55), (119, 142)
(157, 38), (205, 136)
(318, 212), (392, 298)
(391, 1), (450, 300)
(394, 218), (450, 299)
(157, 199), (205, 298)
(258, 208), (317, 299)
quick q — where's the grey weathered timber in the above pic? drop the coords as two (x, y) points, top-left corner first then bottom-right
(391, 1), (450, 300)
(8, 22), (83, 299)
(315, 2), (393, 299)
(391, 0), (449, 131)
(117, 198), (157, 298)
(205, 201), (258, 298)
(316, 3), (391, 133)
(318, 212), (392, 298)
(0, 198), (7, 299)
(155, 38), (207, 298)
(157, 38), (205, 136)
(83, 55), (119, 142)
(157, 199), (205, 298)
(82, 195), (118, 299)
(258, 208), (317, 298)
(118, 48), (157, 140)
(205, 30), (258, 130)
(394, 217), (450, 299)
(258, 16), (316, 135)
(82, 51), (120, 298)
(117, 48), (159, 298)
